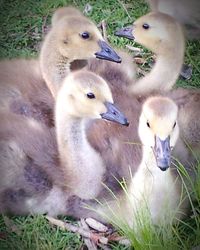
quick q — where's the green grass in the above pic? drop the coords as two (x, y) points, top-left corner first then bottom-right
(0, 0), (200, 249)
(0, 215), (83, 250)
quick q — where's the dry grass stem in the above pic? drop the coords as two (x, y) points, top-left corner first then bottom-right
(46, 216), (108, 245)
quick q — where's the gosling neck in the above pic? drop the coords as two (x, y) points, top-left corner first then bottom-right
(40, 38), (72, 97)
(57, 117), (89, 163)
(137, 143), (182, 223)
(140, 145), (159, 173)
(130, 44), (184, 95)
(55, 111), (105, 199)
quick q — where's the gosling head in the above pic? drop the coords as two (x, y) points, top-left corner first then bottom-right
(115, 12), (184, 55)
(57, 70), (129, 126)
(51, 6), (83, 26)
(46, 7), (121, 63)
(138, 96), (179, 171)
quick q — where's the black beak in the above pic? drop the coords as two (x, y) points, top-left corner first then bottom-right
(95, 40), (121, 63)
(100, 102), (129, 126)
(154, 136), (171, 171)
(115, 26), (134, 40)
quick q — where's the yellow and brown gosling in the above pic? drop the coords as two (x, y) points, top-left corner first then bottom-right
(0, 6), (121, 128)
(40, 6), (121, 96)
(116, 12), (185, 95)
(81, 96), (193, 227)
(0, 70), (128, 215)
(55, 70), (128, 199)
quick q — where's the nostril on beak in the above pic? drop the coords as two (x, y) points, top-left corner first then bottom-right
(105, 48), (111, 53)
(159, 166), (168, 171)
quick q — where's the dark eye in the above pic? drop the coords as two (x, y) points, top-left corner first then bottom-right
(87, 92), (95, 99)
(80, 32), (90, 39)
(147, 121), (150, 128)
(142, 23), (150, 30)
(173, 122), (176, 129)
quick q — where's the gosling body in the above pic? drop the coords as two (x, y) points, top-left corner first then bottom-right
(0, 70), (127, 215)
(147, 0), (200, 39)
